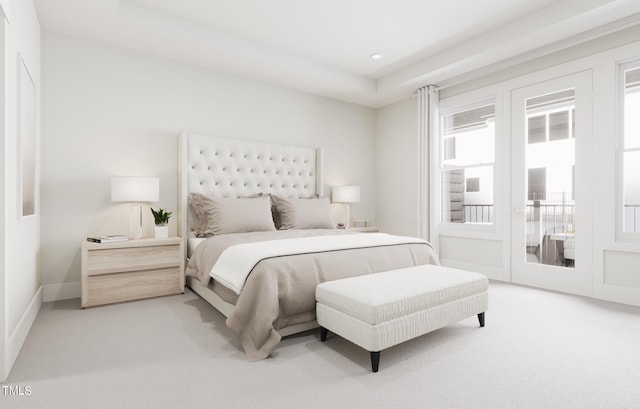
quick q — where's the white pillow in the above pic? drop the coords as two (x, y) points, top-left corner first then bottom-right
(190, 193), (276, 236)
(271, 196), (335, 230)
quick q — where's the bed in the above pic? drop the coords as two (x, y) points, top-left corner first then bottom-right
(178, 132), (440, 360)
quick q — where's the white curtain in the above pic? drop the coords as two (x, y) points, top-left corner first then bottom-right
(416, 85), (439, 243)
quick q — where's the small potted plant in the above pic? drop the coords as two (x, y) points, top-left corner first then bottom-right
(150, 207), (172, 238)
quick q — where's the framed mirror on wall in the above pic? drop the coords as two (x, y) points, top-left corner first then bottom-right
(18, 54), (36, 218)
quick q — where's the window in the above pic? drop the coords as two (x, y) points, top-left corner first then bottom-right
(528, 115), (546, 144)
(440, 102), (495, 224)
(549, 111), (570, 141)
(526, 90), (575, 145)
(528, 168), (547, 201)
(525, 90), (576, 244)
(622, 63), (640, 233)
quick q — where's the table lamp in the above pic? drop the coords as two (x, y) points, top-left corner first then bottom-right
(332, 185), (360, 228)
(111, 176), (159, 239)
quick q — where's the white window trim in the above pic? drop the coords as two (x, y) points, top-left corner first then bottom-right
(427, 38), (640, 306)
(437, 96), (500, 239)
(616, 58), (640, 242)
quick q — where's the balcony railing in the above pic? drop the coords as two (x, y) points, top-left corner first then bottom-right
(462, 192), (574, 226)
(463, 204), (493, 223)
(456, 200), (640, 233)
(624, 204), (640, 233)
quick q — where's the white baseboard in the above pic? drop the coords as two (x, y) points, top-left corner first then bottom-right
(43, 281), (80, 302)
(4, 286), (43, 381)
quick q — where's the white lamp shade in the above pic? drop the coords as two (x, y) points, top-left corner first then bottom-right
(111, 176), (159, 202)
(332, 185), (360, 203)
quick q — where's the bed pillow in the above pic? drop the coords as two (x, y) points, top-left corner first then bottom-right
(270, 194), (316, 230)
(271, 195), (336, 230)
(189, 193), (276, 236)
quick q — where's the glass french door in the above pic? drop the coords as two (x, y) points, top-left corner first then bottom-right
(510, 71), (593, 295)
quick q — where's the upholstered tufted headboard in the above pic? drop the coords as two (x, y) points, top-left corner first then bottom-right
(178, 131), (323, 242)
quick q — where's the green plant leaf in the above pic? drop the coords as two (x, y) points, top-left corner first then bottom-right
(150, 207), (172, 225)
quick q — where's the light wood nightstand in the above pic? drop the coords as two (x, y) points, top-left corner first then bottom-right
(347, 226), (380, 233)
(81, 237), (184, 308)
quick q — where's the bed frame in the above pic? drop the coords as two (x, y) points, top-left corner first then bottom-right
(177, 131), (324, 336)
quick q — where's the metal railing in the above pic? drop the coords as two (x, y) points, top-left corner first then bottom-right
(462, 193), (574, 225)
(463, 204), (493, 223)
(526, 191), (575, 235)
(624, 204), (640, 233)
(522, 192), (574, 268)
(456, 199), (640, 234)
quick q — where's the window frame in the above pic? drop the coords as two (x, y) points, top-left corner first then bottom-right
(617, 59), (640, 241)
(438, 96), (498, 236)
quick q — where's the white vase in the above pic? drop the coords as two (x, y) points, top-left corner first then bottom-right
(154, 225), (168, 238)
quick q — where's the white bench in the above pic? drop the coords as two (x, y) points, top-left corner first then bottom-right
(316, 265), (488, 372)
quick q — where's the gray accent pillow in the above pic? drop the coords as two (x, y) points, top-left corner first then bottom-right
(189, 193), (276, 237)
(271, 195), (336, 230)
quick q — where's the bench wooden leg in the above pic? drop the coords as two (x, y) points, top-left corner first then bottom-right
(478, 312), (485, 327)
(371, 351), (380, 373)
(320, 326), (328, 341)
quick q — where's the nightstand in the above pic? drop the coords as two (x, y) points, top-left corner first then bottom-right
(81, 237), (184, 308)
(347, 226), (380, 233)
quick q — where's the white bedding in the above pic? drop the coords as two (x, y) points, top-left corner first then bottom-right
(210, 233), (428, 294)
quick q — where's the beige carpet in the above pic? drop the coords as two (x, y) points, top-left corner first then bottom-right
(3, 281), (640, 409)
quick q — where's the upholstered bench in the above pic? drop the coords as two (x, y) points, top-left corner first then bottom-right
(315, 265), (488, 372)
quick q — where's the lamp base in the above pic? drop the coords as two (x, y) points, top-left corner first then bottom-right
(344, 203), (351, 228)
(130, 203), (143, 239)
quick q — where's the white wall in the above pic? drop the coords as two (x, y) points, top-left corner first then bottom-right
(40, 31), (376, 298)
(1, 0), (41, 382)
(375, 97), (418, 236)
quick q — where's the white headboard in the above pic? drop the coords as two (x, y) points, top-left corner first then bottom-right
(178, 131), (324, 241)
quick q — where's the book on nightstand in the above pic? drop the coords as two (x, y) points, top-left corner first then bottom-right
(87, 235), (129, 243)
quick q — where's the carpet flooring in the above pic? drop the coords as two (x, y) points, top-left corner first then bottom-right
(2, 281), (640, 409)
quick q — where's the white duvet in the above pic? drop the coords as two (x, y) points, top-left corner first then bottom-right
(210, 233), (427, 294)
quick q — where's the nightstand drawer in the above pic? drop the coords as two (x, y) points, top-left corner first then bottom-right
(81, 237), (184, 308)
(87, 244), (182, 275)
(84, 267), (182, 307)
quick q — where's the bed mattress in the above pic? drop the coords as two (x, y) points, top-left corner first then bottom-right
(185, 229), (439, 360)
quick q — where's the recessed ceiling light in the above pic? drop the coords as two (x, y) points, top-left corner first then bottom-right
(370, 53), (382, 60)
